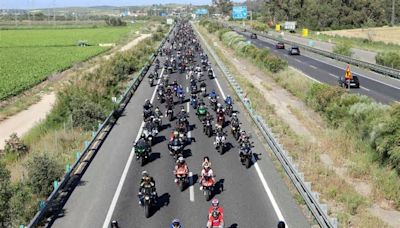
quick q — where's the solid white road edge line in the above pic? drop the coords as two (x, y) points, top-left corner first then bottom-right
(213, 76), (287, 224)
(102, 68), (164, 228)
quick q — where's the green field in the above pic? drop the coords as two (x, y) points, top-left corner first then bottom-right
(0, 22), (143, 100)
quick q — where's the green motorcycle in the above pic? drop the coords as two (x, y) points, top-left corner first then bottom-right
(135, 143), (150, 166)
(196, 105), (207, 120)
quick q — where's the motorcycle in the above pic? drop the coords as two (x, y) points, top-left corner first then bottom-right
(143, 109), (152, 121)
(169, 138), (183, 159)
(157, 90), (165, 103)
(225, 104), (233, 117)
(216, 114), (225, 127)
(231, 122), (240, 140)
(239, 143), (253, 168)
(200, 175), (214, 201)
(134, 143), (150, 166)
(203, 119), (213, 137)
(153, 116), (162, 130)
(200, 86), (207, 97)
(178, 93), (184, 104)
(209, 97), (217, 111)
(166, 107), (174, 121)
(190, 96), (198, 109)
(208, 69), (214, 79)
(138, 184), (156, 218)
(214, 133), (226, 155)
(196, 105), (207, 120)
(143, 127), (158, 146)
(175, 169), (188, 192)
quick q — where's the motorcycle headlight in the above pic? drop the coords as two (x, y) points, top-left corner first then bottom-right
(144, 196), (150, 200)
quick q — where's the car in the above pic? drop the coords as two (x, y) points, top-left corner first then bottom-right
(250, 33), (257, 39)
(288, 46), (300, 55)
(275, 42), (285, 49)
(338, 75), (360, 88)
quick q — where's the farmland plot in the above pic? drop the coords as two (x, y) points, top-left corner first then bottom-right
(0, 23), (143, 100)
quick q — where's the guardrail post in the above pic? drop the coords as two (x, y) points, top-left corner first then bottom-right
(66, 164), (71, 173)
(76, 152), (81, 161)
(53, 180), (59, 190)
(84, 140), (90, 148)
(39, 201), (45, 210)
(92, 131), (96, 138)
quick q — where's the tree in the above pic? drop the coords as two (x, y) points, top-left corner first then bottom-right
(27, 153), (64, 197)
(0, 163), (12, 228)
(215, 0), (233, 16)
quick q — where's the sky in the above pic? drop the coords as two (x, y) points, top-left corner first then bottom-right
(1, 0), (225, 9)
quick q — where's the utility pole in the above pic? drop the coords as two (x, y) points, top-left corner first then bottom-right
(391, 0), (396, 26)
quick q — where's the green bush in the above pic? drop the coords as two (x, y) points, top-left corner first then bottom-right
(305, 83), (344, 112)
(10, 183), (36, 226)
(27, 153), (64, 197)
(376, 52), (400, 69)
(0, 162), (12, 227)
(332, 42), (353, 57)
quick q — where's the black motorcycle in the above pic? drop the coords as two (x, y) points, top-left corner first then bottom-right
(203, 119), (213, 137)
(239, 142), (253, 168)
(139, 184), (156, 218)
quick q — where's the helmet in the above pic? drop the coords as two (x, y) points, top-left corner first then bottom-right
(203, 162), (210, 169)
(217, 103), (221, 108)
(227, 95), (231, 98)
(277, 221), (286, 228)
(142, 170), (148, 177)
(141, 133), (145, 138)
(178, 157), (185, 164)
(172, 218), (180, 227)
(232, 113), (237, 117)
(211, 198), (219, 207)
(181, 106), (185, 112)
(111, 220), (119, 228)
(212, 210), (219, 218)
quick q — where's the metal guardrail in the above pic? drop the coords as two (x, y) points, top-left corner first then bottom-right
(27, 24), (175, 228)
(194, 23), (337, 228)
(219, 21), (400, 80)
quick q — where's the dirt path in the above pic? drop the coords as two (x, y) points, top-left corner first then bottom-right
(0, 34), (150, 150)
(0, 92), (56, 149)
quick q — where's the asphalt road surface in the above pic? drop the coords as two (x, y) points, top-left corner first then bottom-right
(51, 23), (309, 228)
(236, 30), (400, 104)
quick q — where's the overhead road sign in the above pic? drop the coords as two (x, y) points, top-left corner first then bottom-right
(195, 8), (208, 15)
(232, 6), (247, 19)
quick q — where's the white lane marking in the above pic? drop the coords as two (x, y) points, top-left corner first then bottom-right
(254, 163), (286, 223)
(289, 66), (321, 84)
(189, 171), (194, 202)
(187, 101), (190, 113)
(361, 86), (371, 92)
(214, 77), (226, 100)
(328, 73), (337, 78)
(309, 65), (317, 70)
(186, 86), (189, 93)
(102, 68), (164, 228)
(212, 69), (287, 225)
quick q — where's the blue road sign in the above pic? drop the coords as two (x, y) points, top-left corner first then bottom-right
(195, 8), (208, 15)
(232, 6), (247, 19)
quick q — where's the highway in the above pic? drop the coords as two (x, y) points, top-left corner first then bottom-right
(236, 30), (400, 104)
(50, 23), (309, 228)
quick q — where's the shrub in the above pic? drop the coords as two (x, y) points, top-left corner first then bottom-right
(27, 153), (64, 197)
(10, 183), (36, 226)
(376, 52), (400, 69)
(0, 162), (12, 227)
(305, 83), (344, 112)
(3, 133), (28, 157)
(332, 42), (353, 57)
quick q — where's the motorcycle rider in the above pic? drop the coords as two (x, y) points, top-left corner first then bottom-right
(173, 157), (189, 184)
(238, 130), (249, 144)
(231, 113), (239, 126)
(190, 89), (198, 107)
(170, 218), (183, 228)
(207, 209), (224, 228)
(138, 171), (157, 205)
(199, 161), (215, 191)
(225, 95), (233, 106)
(135, 133), (150, 159)
(208, 198), (224, 220)
(209, 89), (217, 100)
(216, 103), (224, 114)
(111, 220), (119, 228)
(143, 99), (153, 119)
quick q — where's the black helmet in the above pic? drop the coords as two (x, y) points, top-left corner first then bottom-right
(212, 210), (219, 218)
(277, 221), (286, 228)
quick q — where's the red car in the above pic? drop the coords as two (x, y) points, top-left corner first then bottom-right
(275, 42), (285, 49)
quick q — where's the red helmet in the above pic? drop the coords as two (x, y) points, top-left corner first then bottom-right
(211, 198), (219, 207)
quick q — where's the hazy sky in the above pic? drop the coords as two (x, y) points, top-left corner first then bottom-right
(1, 0), (224, 9)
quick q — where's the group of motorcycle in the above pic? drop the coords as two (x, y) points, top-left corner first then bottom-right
(132, 20), (255, 227)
